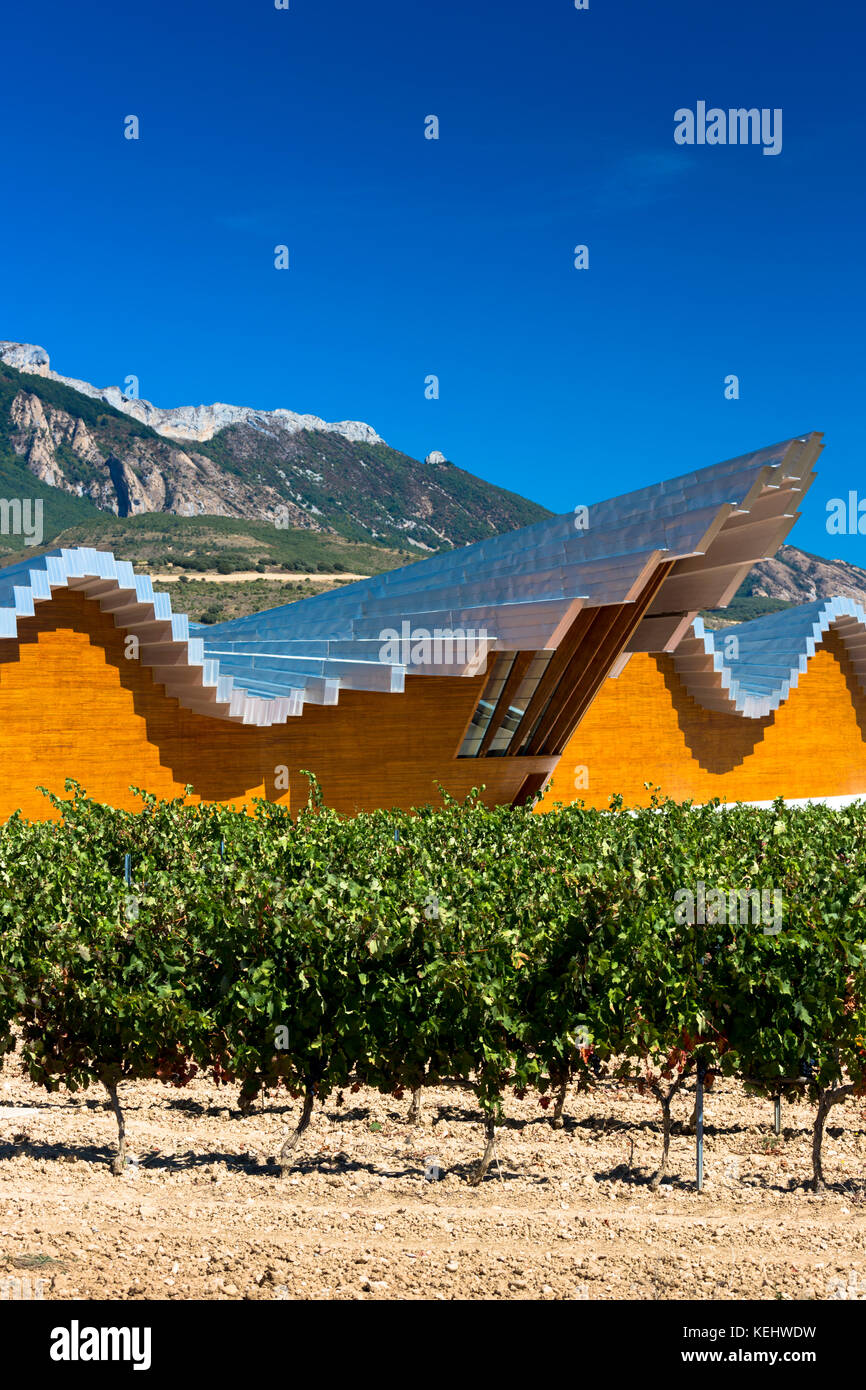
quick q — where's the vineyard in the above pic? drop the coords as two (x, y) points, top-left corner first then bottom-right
(0, 779), (864, 1197)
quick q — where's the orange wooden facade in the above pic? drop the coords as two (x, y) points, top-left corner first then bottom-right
(0, 590), (555, 821)
(3, 590), (865, 823)
(543, 629), (866, 810)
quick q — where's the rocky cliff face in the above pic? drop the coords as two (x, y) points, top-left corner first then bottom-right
(0, 343), (549, 550)
(5, 384), (312, 526)
(749, 544), (866, 605)
(0, 342), (51, 375)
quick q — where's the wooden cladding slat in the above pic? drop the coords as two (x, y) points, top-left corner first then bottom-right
(544, 609), (635, 754)
(544, 561), (675, 755)
(525, 605), (624, 755)
(503, 606), (595, 756)
(511, 771), (550, 807)
(478, 650), (533, 757)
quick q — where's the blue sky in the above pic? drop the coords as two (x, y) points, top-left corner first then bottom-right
(3, 0), (865, 561)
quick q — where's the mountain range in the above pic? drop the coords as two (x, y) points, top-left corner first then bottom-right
(0, 342), (546, 556)
(1, 340), (865, 626)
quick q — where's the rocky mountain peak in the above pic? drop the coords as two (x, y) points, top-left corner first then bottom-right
(0, 341), (385, 447)
(0, 341), (549, 551)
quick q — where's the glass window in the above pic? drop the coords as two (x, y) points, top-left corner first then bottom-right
(457, 651), (553, 757)
(486, 653), (553, 755)
(457, 653), (514, 757)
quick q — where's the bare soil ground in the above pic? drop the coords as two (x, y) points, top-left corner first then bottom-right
(1, 1057), (864, 1302)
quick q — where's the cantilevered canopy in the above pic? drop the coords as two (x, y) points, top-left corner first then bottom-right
(0, 432), (821, 734)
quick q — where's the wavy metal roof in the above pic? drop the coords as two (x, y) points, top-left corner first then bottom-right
(0, 432), (821, 725)
(671, 595), (866, 719)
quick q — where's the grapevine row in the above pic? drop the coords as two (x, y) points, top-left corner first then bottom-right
(0, 779), (863, 1188)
